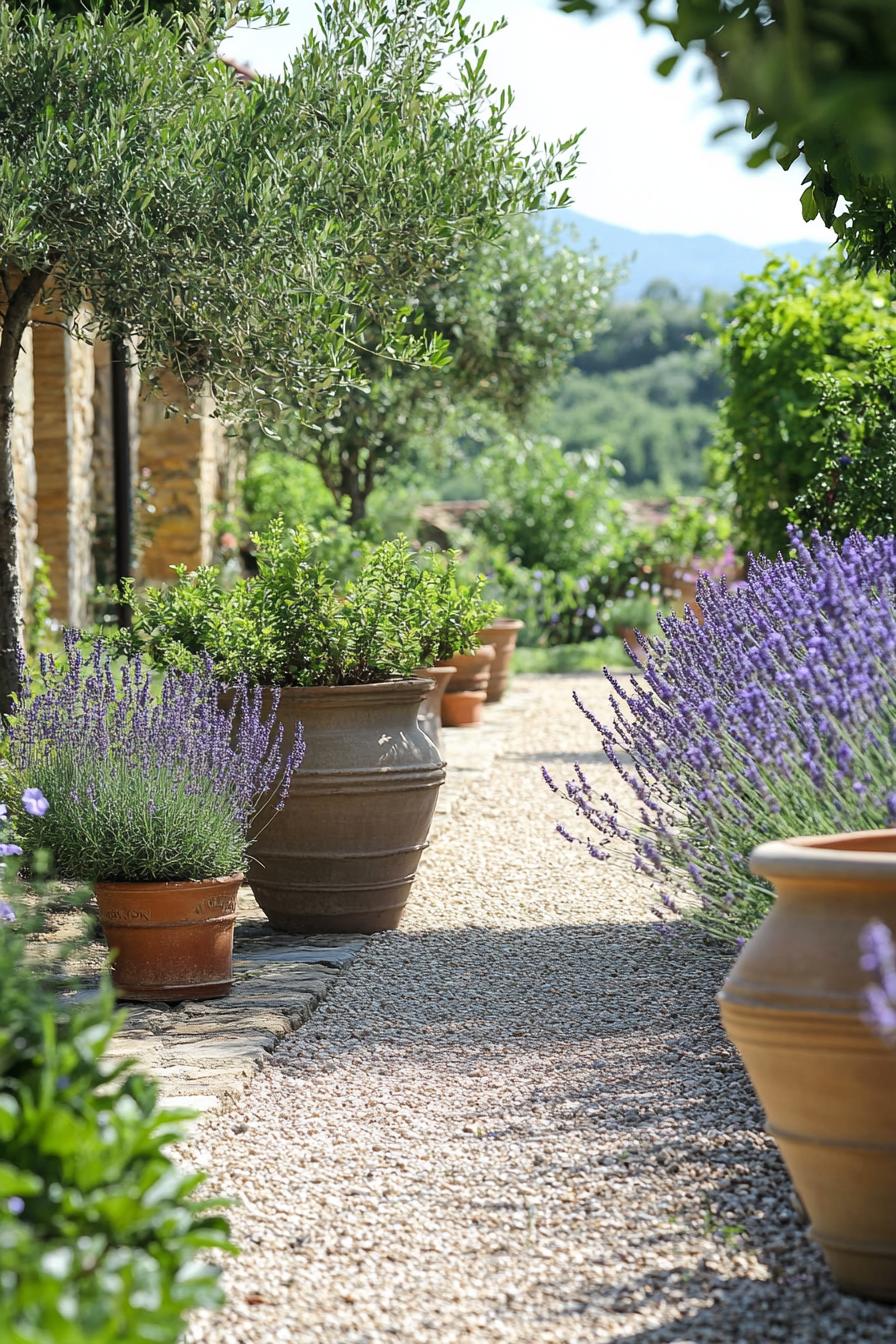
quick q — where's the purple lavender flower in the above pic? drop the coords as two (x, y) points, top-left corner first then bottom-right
(21, 788), (48, 818)
(0, 899), (15, 922)
(0, 844), (23, 858)
(551, 531), (896, 943)
(861, 921), (896, 1038)
(7, 641), (305, 884)
(6, 1197), (24, 1215)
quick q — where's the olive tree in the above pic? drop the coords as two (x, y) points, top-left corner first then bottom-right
(261, 220), (609, 523)
(558, 0), (896, 273)
(0, 0), (578, 705)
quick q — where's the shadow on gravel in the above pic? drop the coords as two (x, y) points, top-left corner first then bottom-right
(566, 1265), (896, 1344)
(266, 915), (896, 1340)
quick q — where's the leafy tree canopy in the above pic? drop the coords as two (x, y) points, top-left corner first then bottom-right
(557, 0), (896, 272)
(255, 219), (609, 521)
(0, 0), (577, 701)
(710, 253), (896, 555)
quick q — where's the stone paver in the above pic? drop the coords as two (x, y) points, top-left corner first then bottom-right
(176, 672), (896, 1344)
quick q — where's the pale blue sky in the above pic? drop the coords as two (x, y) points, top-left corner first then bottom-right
(222, 0), (834, 248)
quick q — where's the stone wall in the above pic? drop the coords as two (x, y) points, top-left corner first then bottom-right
(138, 371), (229, 580)
(32, 316), (95, 626)
(11, 327), (36, 628)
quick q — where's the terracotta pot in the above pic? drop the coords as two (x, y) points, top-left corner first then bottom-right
(476, 619), (524, 702)
(248, 679), (445, 934)
(719, 828), (896, 1301)
(438, 644), (495, 697)
(94, 873), (242, 1002)
(415, 665), (455, 751)
(441, 689), (486, 728)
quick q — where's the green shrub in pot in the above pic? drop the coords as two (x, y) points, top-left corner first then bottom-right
(110, 521), (500, 934)
(409, 551), (500, 669)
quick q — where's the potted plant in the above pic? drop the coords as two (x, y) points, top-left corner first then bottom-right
(408, 551), (499, 742)
(112, 521), (452, 934)
(475, 616), (524, 703)
(720, 829), (896, 1302)
(6, 635), (302, 1000)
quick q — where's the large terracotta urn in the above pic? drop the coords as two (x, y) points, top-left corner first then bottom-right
(248, 679), (445, 934)
(719, 828), (896, 1301)
(476, 619), (524, 702)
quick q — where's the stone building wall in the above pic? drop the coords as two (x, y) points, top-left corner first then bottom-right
(138, 371), (229, 580)
(11, 327), (36, 627)
(31, 316), (95, 626)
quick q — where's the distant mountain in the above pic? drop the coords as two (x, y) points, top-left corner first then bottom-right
(550, 209), (830, 299)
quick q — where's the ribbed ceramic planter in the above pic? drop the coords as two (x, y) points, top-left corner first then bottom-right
(249, 680), (445, 934)
(476, 620), (523, 702)
(719, 829), (896, 1301)
(415, 665), (455, 751)
(94, 873), (242, 1002)
(438, 644), (495, 697)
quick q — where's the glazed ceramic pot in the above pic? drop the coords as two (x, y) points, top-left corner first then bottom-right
(248, 679), (445, 934)
(94, 873), (242, 1002)
(441, 689), (486, 728)
(475, 619), (524, 702)
(415, 665), (455, 750)
(719, 828), (896, 1301)
(438, 644), (495, 698)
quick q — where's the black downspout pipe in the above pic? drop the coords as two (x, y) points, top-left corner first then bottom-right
(110, 335), (132, 628)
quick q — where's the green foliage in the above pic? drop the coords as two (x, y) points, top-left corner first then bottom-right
(114, 521), (496, 685)
(604, 584), (659, 633)
(408, 552), (498, 667)
(257, 219), (608, 522)
(556, 0), (896, 273)
(539, 283), (726, 493)
(25, 550), (55, 660)
(711, 255), (896, 556)
(513, 638), (627, 673)
(1, 0), (573, 413)
(476, 436), (625, 574)
(0, 887), (232, 1342)
(243, 451), (341, 537)
(791, 351), (896, 540)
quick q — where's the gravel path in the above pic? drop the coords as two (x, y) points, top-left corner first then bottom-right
(182, 673), (896, 1343)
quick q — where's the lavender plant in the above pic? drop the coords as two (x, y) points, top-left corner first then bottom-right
(5, 635), (304, 883)
(548, 532), (896, 944)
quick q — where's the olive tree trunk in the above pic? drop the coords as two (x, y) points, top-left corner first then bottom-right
(0, 267), (47, 712)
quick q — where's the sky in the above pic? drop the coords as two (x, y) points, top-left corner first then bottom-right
(221, 0), (834, 249)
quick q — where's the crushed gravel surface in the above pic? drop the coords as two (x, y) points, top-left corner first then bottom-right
(182, 673), (896, 1343)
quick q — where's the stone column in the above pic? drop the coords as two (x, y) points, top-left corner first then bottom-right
(32, 317), (95, 626)
(138, 371), (224, 580)
(11, 327), (36, 630)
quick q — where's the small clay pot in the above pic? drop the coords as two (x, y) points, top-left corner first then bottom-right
(441, 690), (486, 728)
(94, 873), (242, 1002)
(476, 619), (524, 702)
(415, 665), (455, 751)
(719, 828), (896, 1301)
(439, 644), (495, 697)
